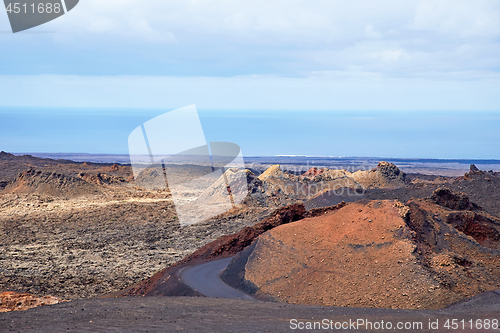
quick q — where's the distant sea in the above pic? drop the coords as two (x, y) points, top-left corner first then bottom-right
(1, 107), (500, 160)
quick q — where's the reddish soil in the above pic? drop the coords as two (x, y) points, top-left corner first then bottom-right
(223, 196), (500, 309)
(115, 203), (348, 297)
(0, 291), (65, 313)
(302, 167), (325, 177)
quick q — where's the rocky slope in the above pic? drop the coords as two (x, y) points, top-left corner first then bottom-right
(3, 169), (102, 198)
(243, 161), (407, 208)
(308, 164), (500, 217)
(0, 152), (133, 190)
(222, 191), (500, 309)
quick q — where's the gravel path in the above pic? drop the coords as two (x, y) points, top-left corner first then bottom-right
(1, 292), (499, 333)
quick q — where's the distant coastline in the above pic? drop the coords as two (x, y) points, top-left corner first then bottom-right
(13, 152), (500, 164)
(8, 152), (500, 177)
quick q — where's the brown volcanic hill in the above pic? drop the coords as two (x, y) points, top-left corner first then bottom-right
(113, 203), (346, 298)
(251, 162), (407, 205)
(351, 161), (408, 188)
(257, 164), (284, 181)
(179, 161), (410, 210)
(357, 164), (500, 218)
(298, 162), (407, 189)
(0, 152), (133, 191)
(259, 162), (408, 190)
(250, 165), (360, 205)
(222, 197), (500, 310)
(3, 169), (101, 198)
(288, 162), (408, 210)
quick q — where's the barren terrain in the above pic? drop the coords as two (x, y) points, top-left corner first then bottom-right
(0, 152), (270, 300)
(1, 152), (500, 316)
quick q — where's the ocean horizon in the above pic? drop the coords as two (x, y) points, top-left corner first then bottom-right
(1, 107), (500, 160)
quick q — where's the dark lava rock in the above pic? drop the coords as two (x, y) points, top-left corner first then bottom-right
(374, 161), (407, 182)
(469, 164), (480, 174)
(431, 188), (478, 211)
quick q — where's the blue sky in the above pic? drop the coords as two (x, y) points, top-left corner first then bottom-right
(1, 1), (500, 157)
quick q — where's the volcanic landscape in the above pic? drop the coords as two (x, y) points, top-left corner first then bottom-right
(0, 151), (499, 331)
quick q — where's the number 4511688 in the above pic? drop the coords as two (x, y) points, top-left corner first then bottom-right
(444, 319), (499, 330)
(6, 2), (62, 14)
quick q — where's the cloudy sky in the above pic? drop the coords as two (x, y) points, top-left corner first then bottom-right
(1, 1), (500, 158)
(1, 0), (499, 110)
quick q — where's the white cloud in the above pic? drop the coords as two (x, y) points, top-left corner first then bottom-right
(410, 0), (500, 37)
(55, 0), (397, 44)
(53, 0), (499, 43)
(369, 50), (410, 62)
(364, 25), (382, 39)
(35, 0), (498, 78)
(1, 0), (499, 111)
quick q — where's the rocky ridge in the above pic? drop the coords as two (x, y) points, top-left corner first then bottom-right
(3, 169), (102, 198)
